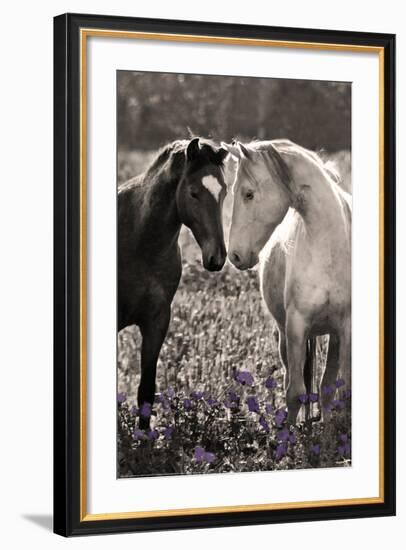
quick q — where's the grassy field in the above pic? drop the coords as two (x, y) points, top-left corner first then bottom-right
(117, 149), (352, 477)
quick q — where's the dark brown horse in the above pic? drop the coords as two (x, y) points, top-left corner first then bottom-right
(118, 138), (228, 428)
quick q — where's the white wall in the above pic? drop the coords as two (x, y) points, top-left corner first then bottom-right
(0, 0), (402, 547)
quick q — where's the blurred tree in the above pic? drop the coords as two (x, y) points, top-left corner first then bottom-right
(117, 71), (351, 153)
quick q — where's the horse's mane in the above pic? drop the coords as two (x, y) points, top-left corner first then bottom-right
(146, 138), (226, 177)
(145, 140), (189, 175)
(250, 139), (350, 256)
(119, 138), (226, 193)
(247, 139), (343, 190)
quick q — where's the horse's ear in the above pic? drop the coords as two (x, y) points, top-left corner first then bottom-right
(237, 142), (251, 159)
(220, 142), (242, 160)
(216, 146), (229, 163)
(268, 142), (286, 167)
(268, 143), (292, 188)
(186, 137), (200, 161)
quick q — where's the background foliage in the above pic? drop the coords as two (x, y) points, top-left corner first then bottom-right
(118, 72), (351, 153)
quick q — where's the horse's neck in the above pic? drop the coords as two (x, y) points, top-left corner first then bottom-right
(141, 168), (182, 252)
(286, 157), (348, 245)
(303, 183), (345, 241)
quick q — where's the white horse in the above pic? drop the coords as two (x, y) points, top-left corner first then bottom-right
(222, 139), (351, 424)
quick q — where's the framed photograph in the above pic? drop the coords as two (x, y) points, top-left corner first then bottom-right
(54, 13), (396, 536)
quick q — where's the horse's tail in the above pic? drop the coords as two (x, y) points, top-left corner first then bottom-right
(304, 336), (317, 421)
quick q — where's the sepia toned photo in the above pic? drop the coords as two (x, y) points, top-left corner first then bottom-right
(116, 70), (352, 478)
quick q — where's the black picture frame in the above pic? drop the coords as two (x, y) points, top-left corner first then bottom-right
(54, 12), (396, 536)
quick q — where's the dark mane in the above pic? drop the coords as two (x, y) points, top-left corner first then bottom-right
(119, 138), (226, 194)
(146, 138), (226, 177)
(146, 140), (189, 175)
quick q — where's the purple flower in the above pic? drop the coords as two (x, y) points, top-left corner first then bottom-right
(246, 396), (260, 414)
(205, 452), (216, 464)
(322, 385), (334, 396)
(229, 391), (239, 403)
(183, 398), (192, 410)
(277, 427), (290, 442)
(274, 408), (287, 427)
(339, 433), (349, 443)
(265, 376), (277, 389)
(206, 396), (217, 407)
(310, 444), (321, 455)
(156, 394), (170, 410)
(194, 446), (205, 462)
(342, 389), (352, 399)
(130, 405), (138, 415)
(139, 402), (152, 418)
(165, 387), (175, 399)
(265, 403), (273, 414)
(275, 442), (288, 460)
(337, 442), (351, 457)
(162, 398), (171, 410)
(259, 415), (270, 433)
(323, 403), (333, 412)
(194, 446), (216, 464)
(224, 391), (239, 409)
(191, 391), (204, 400)
(117, 392), (126, 404)
(235, 370), (254, 386)
(148, 429), (159, 440)
(298, 394), (308, 404)
(309, 392), (318, 403)
(289, 432), (297, 445)
(163, 426), (174, 440)
(132, 428), (146, 441)
(332, 399), (345, 410)
(335, 378), (346, 388)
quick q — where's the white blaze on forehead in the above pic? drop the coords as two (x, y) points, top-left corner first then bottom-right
(201, 175), (222, 202)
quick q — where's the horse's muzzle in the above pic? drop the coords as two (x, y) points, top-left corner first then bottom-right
(228, 249), (258, 270)
(203, 247), (226, 271)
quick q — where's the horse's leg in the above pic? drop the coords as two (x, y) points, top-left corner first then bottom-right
(138, 304), (171, 430)
(278, 327), (288, 389)
(339, 319), (351, 389)
(303, 340), (312, 422)
(304, 337), (318, 421)
(320, 333), (339, 421)
(286, 310), (308, 425)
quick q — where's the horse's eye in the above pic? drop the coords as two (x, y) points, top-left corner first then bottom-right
(190, 189), (199, 200)
(245, 191), (254, 201)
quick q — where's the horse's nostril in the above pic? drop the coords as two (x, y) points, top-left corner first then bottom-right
(206, 253), (224, 271)
(232, 251), (241, 265)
